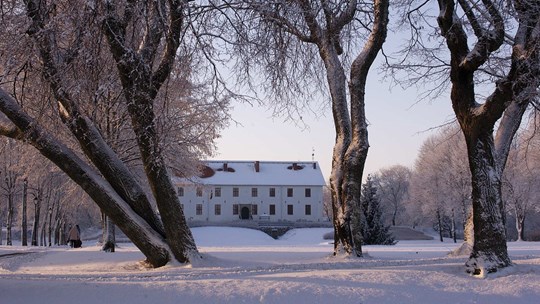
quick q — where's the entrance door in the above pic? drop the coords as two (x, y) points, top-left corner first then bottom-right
(240, 206), (250, 220)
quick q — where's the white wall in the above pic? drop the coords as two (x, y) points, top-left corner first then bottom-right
(177, 184), (324, 222)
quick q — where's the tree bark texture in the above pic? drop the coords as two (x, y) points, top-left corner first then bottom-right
(437, 0), (540, 274)
(295, 0), (388, 257)
(0, 88), (171, 266)
(2, 0), (201, 266)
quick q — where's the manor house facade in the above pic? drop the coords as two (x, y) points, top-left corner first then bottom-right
(174, 160), (327, 222)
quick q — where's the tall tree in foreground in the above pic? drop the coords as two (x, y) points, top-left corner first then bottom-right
(0, 0), (230, 266)
(221, 0), (389, 257)
(401, 0), (540, 274)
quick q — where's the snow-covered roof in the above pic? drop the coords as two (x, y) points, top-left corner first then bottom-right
(175, 160), (326, 186)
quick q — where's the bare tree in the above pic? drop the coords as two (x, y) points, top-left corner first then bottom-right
(219, 0), (389, 257)
(407, 125), (471, 243)
(0, 0), (231, 267)
(503, 123), (540, 241)
(395, 0), (540, 275)
(376, 165), (411, 226)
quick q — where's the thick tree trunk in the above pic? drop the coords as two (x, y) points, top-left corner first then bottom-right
(324, 0), (389, 257)
(464, 133), (511, 274)
(344, 0), (389, 256)
(126, 93), (198, 263)
(436, 0), (539, 275)
(318, 33), (353, 256)
(101, 1), (199, 264)
(327, 66), (353, 256)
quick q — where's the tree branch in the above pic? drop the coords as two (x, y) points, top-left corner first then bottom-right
(459, 0), (505, 71)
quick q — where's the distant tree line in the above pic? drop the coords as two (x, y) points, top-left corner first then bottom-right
(374, 120), (540, 244)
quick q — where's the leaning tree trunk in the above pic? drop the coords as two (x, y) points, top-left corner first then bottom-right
(102, 0), (198, 264)
(0, 88), (172, 266)
(15, 0), (197, 266)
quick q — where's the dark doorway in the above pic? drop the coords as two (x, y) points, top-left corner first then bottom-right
(241, 206), (250, 220)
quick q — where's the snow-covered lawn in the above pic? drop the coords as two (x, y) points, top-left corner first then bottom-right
(2, 227), (540, 304)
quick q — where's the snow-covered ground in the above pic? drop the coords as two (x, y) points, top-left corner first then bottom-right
(2, 227), (540, 304)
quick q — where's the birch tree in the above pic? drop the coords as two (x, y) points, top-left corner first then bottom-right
(219, 0), (389, 257)
(397, 0), (540, 274)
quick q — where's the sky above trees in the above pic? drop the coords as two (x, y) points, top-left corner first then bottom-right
(212, 53), (455, 181)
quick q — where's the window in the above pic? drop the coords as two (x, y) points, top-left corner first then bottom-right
(177, 187), (184, 197)
(287, 205), (294, 215)
(215, 204), (221, 215)
(269, 204), (276, 215)
(215, 187), (221, 197)
(252, 204), (258, 215)
(269, 188), (276, 197)
(287, 188), (293, 197)
(251, 187), (258, 197)
(233, 187), (239, 197)
(196, 187), (203, 197)
(305, 204), (311, 215)
(196, 204), (203, 215)
(233, 204), (239, 215)
(305, 188), (311, 197)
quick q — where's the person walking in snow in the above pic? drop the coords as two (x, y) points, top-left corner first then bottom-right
(67, 224), (82, 248)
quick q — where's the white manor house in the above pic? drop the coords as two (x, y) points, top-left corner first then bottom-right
(174, 160), (327, 223)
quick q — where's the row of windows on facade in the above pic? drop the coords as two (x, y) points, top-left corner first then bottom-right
(185, 203), (312, 216)
(177, 187), (312, 198)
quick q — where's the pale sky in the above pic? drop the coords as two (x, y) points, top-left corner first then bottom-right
(211, 76), (456, 182)
(207, 9), (458, 182)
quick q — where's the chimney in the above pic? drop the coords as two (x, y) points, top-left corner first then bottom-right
(254, 161), (260, 172)
(313, 162), (317, 169)
(223, 162), (228, 171)
(292, 162), (298, 170)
